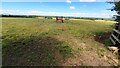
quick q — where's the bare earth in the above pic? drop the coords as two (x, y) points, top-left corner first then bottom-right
(53, 35), (119, 66)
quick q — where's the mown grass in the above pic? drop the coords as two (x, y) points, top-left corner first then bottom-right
(2, 17), (115, 66)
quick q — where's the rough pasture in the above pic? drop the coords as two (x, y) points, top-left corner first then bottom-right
(2, 17), (118, 66)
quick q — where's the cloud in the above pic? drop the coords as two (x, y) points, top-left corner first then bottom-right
(70, 6), (75, 9)
(0, 9), (21, 14)
(0, 9), (115, 18)
(106, 0), (120, 2)
(66, 0), (71, 3)
(28, 11), (42, 15)
(79, 0), (96, 2)
(0, 10), (3, 13)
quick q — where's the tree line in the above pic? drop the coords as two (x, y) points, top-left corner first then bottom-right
(1, 14), (37, 18)
(0, 14), (113, 21)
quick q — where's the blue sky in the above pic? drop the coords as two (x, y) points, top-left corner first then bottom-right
(1, 0), (116, 2)
(1, 0), (117, 18)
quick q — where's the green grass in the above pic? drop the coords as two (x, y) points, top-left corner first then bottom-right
(55, 42), (72, 58)
(2, 17), (115, 66)
(104, 39), (113, 46)
(41, 53), (55, 66)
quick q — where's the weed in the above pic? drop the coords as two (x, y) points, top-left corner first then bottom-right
(42, 53), (55, 66)
(56, 42), (73, 58)
(104, 39), (113, 46)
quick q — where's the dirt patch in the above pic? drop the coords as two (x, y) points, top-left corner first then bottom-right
(55, 35), (118, 66)
(80, 51), (110, 66)
(3, 34), (118, 66)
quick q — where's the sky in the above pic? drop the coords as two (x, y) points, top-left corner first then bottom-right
(0, 0), (118, 18)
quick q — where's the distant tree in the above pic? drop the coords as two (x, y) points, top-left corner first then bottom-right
(44, 16), (52, 19)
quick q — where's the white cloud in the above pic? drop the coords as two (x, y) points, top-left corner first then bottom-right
(0, 9), (3, 13)
(66, 0), (71, 3)
(0, 9), (21, 14)
(106, 0), (120, 2)
(80, 0), (96, 2)
(0, 9), (115, 18)
(70, 6), (75, 9)
(28, 11), (42, 15)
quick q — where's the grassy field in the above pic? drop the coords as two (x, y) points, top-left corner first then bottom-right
(2, 17), (119, 66)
